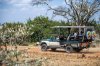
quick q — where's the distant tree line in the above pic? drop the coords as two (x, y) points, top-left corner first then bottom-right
(0, 16), (100, 44)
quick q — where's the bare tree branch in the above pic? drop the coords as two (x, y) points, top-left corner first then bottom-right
(32, 0), (100, 26)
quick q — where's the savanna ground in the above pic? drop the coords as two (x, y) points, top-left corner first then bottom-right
(2, 44), (100, 66)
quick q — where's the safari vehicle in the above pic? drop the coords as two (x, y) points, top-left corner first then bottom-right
(39, 26), (96, 53)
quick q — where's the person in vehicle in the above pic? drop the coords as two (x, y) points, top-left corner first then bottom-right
(59, 35), (64, 41)
(67, 33), (75, 40)
(76, 31), (84, 41)
(74, 32), (77, 38)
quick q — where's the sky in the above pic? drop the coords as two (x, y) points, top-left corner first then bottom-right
(0, 0), (100, 23)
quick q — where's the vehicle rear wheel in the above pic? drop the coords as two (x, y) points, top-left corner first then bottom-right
(51, 48), (56, 51)
(65, 46), (73, 53)
(41, 44), (47, 51)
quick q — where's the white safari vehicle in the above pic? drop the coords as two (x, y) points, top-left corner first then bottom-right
(39, 26), (96, 53)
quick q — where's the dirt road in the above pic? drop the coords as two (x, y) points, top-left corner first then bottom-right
(16, 46), (100, 57)
(6, 46), (100, 66)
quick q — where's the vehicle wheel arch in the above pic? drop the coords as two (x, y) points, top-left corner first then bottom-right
(40, 42), (47, 46)
(40, 42), (48, 51)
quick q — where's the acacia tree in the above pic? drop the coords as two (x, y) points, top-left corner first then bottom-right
(32, 0), (100, 26)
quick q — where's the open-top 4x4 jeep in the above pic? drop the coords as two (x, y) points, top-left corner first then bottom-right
(39, 26), (96, 53)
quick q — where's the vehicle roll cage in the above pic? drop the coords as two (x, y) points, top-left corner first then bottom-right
(51, 26), (94, 35)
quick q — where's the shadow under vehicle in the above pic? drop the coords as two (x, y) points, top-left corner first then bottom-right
(39, 26), (96, 53)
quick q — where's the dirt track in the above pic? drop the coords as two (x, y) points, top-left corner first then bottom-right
(6, 46), (100, 66)
(16, 46), (100, 57)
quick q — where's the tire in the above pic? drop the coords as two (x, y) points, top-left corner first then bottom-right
(74, 48), (82, 52)
(41, 44), (47, 51)
(51, 48), (56, 51)
(65, 46), (73, 53)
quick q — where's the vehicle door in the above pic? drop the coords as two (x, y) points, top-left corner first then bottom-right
(49, 39), (60, 47)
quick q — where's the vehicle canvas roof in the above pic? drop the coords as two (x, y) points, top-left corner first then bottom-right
(52, 26), (94, 29)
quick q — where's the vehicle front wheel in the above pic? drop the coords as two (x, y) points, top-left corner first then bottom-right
(41, 44), (48, 51)
(65, 46), (73, 53)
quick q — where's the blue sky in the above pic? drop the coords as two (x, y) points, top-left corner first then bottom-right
(0, 0), (100, 23)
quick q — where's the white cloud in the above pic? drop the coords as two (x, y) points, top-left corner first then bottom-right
(1, 0), (46, 12)
(7, 0), (32, 4)
(0, 0), (68, 23)
(1, 0), (32, 8)
(0, 0), (47, 22)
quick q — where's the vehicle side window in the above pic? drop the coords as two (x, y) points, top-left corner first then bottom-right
(48, 38), (58, 42)
(47, 39), (52, 42)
